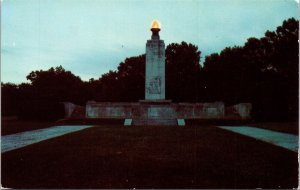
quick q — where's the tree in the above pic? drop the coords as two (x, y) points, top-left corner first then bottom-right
(100, 70), (121, 101)
(98, 54), (145, 102)
(202, 46), (258, 104)
(117, 54), (145, 101)
(26, 66), (83, 103)
(1, 83), (19, 116)
(265, 18), (299, 120)
(165, 42), (201, 102)
(203, 18), (298, 121)
(16, 66), (84, 120)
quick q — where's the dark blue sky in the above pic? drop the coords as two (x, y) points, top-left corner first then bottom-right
(1, 0), (299, 84)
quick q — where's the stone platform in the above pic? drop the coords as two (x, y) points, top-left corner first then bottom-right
(85, 101), (252, 126)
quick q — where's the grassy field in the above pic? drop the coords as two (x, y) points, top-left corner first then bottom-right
(2, 125), (297, 189)
(3, 117), (298, 136)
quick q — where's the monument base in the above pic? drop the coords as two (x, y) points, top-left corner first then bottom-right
(139, 99), (172, 104)
(133, 118), (177, 126)
(136, 100), (175, 125)
(84, 101), (252, 126)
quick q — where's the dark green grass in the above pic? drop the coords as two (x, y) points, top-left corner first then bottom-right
(2, 126), (297, 189)
(3, 117), (298, 136)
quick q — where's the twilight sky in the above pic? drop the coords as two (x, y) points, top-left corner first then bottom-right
(1, 0), (299, 84)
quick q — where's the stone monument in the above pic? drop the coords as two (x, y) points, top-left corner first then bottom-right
(145, 20), (165, 100)
(83, 20), (252, 125)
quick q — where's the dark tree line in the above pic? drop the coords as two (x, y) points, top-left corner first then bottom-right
(202, 18), (298, 120)
(2, 18), (298, 121)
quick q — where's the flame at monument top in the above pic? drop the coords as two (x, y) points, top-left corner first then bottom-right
(151, 20), (161, 29)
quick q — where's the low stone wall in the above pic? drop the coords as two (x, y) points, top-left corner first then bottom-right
(60, 101), (252, 125)
(176, 102), (224, 119)
(62, 102), (76, 118)
(86, 102), (139, 119)
(225, 103), (252, 120)
(62, 102), (85, 118)
(234, 103), (252, 119)
(86, 101), (234, 120)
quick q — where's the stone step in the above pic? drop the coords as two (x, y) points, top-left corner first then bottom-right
(132, 119), (177, 126)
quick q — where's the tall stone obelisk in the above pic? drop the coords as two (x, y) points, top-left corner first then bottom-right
(145, 20), (165, 100)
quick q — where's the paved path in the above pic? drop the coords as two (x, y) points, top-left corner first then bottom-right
(1, 125), (93, 153)
(218, 126), (298, 152)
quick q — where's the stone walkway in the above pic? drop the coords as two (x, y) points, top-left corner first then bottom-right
(218, 126), (298, 152)
(1, 125), (93, 153)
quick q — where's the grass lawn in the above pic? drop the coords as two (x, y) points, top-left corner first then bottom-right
(2, 125), (297, 189)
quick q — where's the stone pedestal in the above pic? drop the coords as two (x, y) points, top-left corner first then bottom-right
(84, 101), (251, 126)
(135, 100), (176, 125)
(145, 27), (165, 100)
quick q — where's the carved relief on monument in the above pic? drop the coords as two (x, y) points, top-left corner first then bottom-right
(146, 76), (161, 94)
